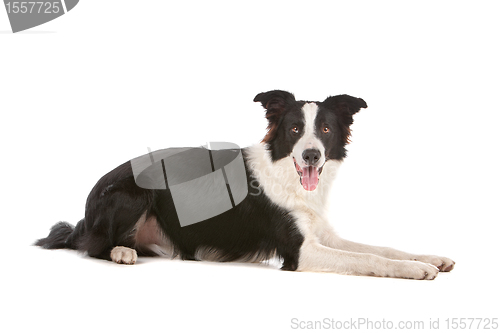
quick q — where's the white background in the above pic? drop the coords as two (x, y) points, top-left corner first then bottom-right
(1, 1), (499, 332)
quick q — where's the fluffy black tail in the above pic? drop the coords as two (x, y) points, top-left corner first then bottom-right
(35, 221), (82, 249)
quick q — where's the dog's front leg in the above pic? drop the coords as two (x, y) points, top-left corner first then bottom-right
(319, 226), (455, 272)
(335, 238), (455, 272)
(297, 240), (439, 279)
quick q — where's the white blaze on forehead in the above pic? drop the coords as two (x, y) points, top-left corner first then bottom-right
(302, 103), (319, 139)
(293, 103), (326, 166)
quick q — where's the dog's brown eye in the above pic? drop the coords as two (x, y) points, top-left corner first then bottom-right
(323, 127), (330, 133)
(291, 127), (299, 134)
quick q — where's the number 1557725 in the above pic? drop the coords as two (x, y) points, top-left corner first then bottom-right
(5, 2), (61, 14)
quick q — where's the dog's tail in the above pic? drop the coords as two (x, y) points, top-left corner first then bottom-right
(35, 219), (84, 250)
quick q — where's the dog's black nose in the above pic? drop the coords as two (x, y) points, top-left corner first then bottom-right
(302, 149), (321, 166)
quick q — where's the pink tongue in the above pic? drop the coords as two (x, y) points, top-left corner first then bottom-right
(302, 166), (319, 191)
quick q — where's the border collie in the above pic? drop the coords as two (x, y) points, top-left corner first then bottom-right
(36, 90), (454, 279)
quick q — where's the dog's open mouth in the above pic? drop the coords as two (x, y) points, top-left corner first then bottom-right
(293, 158), (323, 191)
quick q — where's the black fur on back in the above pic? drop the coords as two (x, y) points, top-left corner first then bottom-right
(35, 156), (304, 270)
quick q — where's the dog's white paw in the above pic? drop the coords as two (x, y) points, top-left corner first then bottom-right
(414, 255), (455, 272)
(388, 260), (439, 280)
(110, 246), (137, 265)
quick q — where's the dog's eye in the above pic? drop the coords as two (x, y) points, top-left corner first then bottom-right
(323, 127), (330, 134)
(291, 127), (300, 134)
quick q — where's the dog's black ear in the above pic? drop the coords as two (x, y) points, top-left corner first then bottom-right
(321, 94), (367, 117)
(253, 90), (296, 112)
(321, 95), (367, 147)
(254, 90), (296, 142)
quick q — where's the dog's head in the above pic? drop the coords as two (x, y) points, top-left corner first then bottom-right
(254, 90), (367, 191)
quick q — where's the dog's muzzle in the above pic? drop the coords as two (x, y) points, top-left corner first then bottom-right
(293, 156), (324, 191)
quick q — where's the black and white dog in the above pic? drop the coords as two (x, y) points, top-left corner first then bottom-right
(36, 90), (454, 279)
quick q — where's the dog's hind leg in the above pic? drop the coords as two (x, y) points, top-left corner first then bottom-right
(36, 162), (156, 264)
(81, 208), (149, 263)
(75, 161), (157, 263)
(110, 246), (138, 264)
